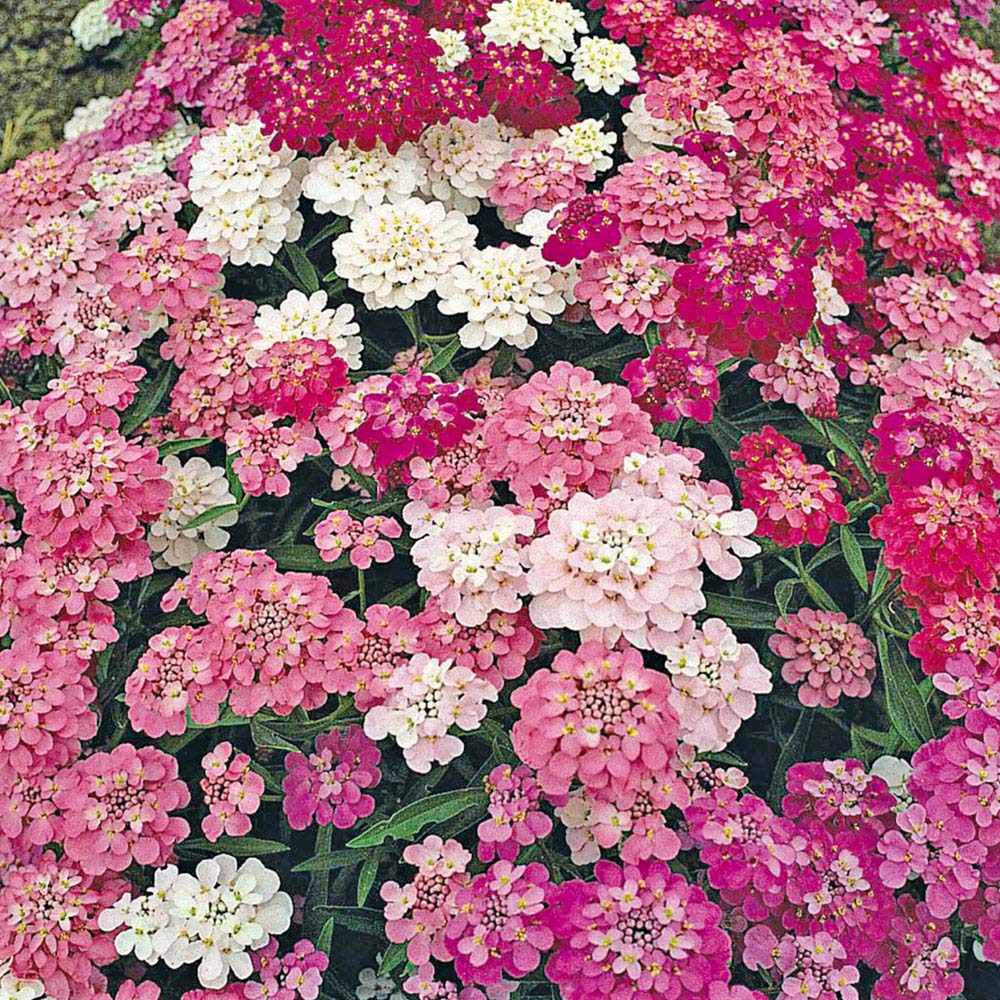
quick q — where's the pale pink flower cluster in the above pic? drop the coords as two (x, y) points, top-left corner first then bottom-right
(749, 340), (841, 416)
(363, 653), (498, 772)
(224, 412), (321, 497)
(525, 488), (704, 649)
(662, 618), (773, 752)
(411, 506), (534, 627)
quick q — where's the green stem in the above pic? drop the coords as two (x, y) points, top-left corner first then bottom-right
(401, 306), (422, 350)
(357, 567), (367, 614)
(304, 823), (333, 937)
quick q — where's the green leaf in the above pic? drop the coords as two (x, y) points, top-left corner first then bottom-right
(702, 592), (779, 630)
(839, 525), (869, 593)
(284, 244), (320, 294)
(347, 787), (484, 848)
(311, 906), (383, 936)
(292, 849), (363, 873)
(876, 631), (934, 751)
(121, 361), (175, 435)
(251, 716), (300, 753)
(158, 436), (214, 456)
(267, 543), (330, 571)
(357, 854), (379, 907)
(378, 943), (409, 976)
(768, 709), (814, 809)
(180, 836), (290, 857)
(181, 502), (241, 532)
(775, 579), (797, 618)
(305, 219), (349, 251)
(870, 558), (891, 600)
(424, 337), (463, 374)
(379, 582), (420, 608)
(491, 343), (514, 377)
(316, 916), (336, 954)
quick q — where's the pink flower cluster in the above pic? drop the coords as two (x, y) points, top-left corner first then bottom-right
(315, 509), (402, 569)
(200, 741), (264, 841)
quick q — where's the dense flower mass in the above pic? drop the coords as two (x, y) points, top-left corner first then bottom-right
(4, 0), (1000, 997)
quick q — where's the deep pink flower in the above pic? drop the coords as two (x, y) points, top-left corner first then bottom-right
(282, 725), (381, 830)
(477, 764), (551, 863)
(622, 345), (720, 423)
(248, 338), (349, 421)
(542, 194), (622, 267)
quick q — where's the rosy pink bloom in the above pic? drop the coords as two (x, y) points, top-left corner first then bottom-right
(225, 412), (322, 498)
(0, 146), (91, 225)
(622, 344), (720, 423)
(744, 927), (860, 1000)
(477, 764), (552, 863)
(443, 860), (552, 987)
(380, 835), (472, 966)
(115, 983), (162, 1000)
(412, 505), (533, 627)
(511, 641), (679, 799)
(542, 193), (622, 267)
(0, 639), (98, 783)
(413, 599), (541, 692)
(604, 151), (734, 245)
(0, 213), (113, 308)
(323, 603), (422, 711)
(282, 725), (381, 830)
(205, 564), (361, 717)
(545, 859), (732, 1000)
(487, 142), (593, 224)
(0, 851), (127, 1000)
(248, 338), (350, 421)
(733, 427), (848, 548)
(200, 740), (264, 842)
(483, 361), (656, 506)
(100, 223), (223, 320)
(314, 509), (402, 569)
(363, 653), (498, 773)
(575, 247), (679, 336)
(39, 355), (146, 431)
(662, 618), (772, 752)
(58, 744), (190, 874)
(770, 609), (876, 709)
(125, 624), (225, 737)
(749, 340), (841, 418)
(783, 760), (897, 833)
(874, 272), (974, 348)
(525, 488), (703, 649)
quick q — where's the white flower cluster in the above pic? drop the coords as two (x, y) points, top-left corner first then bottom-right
(571, 37), (639, 94)
(188, 118), (305, 267)
(148, 456), (239, 570)
(301, 141), (426, 219)
(482, 0), (588, 61)
(356, 963), (406, 1000)
(70, 0), (124, 50)
(98, 857), (293, 990)
(417, 116), (511, 215)
(63, 96), (114, 140)
(428, 28), (471, 70)
(0, 962), (46, 1000)
(332, 198), (477, 310)
(437, 244), (569, 350)
(552, 119), (617, 172)
(622, 93), (734, 160)
(253, 289), (364, 370)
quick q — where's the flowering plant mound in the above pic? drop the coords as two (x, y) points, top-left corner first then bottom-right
(2, 1), (1000, 999)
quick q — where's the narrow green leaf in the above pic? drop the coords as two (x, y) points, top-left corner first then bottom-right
(870, 558), (891, 600)
(876, 631), (934, 751)
(158, 436), (214, 456)
(316, 917), (336, 954)
(180, 836), (290, 857)
(379, 582), (420, 608)
(268, 543), (330, 571)
(424, 337), (462, 374)
(775, 579), (797, 618)
(839, 525), (869, 593)
(768, 709), (814, 809)
(378, 943), (409, 976)
(346, 787), (484, 848)
(292, 849), (364, 873)
(357, 854), (379, 907)
(182, 503), (241, 532)
(702, 592), (779, 630)
(284, 244), (320, 294)
(122, 361), (175, 435)
(311, 906), (383, 936)
(251, 717), (300, 753)
(491, 343), (514, 377)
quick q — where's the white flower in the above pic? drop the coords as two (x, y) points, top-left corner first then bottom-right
(0, 961), (47, 1000)
(571, 37), (638, 94)
(356, 964), (405, 1000)
(70, 0), (124, 50)
(152, 121), (200, 164)
(254, 289), (363, 370)
(436, 244), (568, 350)
(551, 119), (617, 172)
(102, 858), (293, 991)
(429, 28), (471, 70)
(301, 141), (426, 218)
(482, 0), (587, 61)
(332, 198), (477, 311)
(87, 141), (167, 193)
(812, 265), (850, 326)
(870, 755), (913, 809)
(188, 118), (304, 267)
(147, 456), (239, 570)
(418, 116), (511, 215)
(63, 96), (114, 140)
